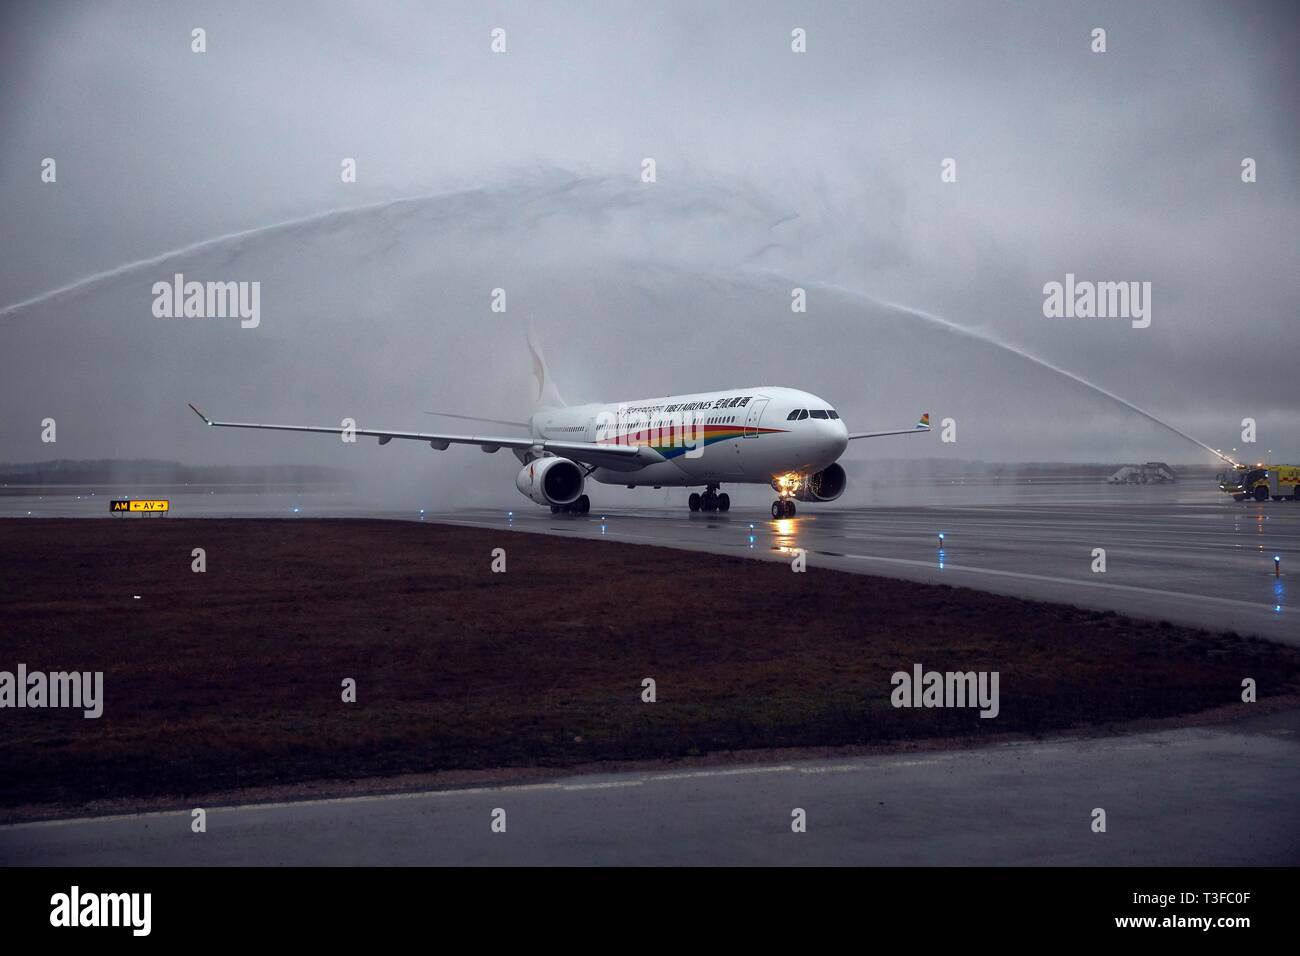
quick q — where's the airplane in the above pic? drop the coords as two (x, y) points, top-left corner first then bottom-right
(188, 330), (930, 518)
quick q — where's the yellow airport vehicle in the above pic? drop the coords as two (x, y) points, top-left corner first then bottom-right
(1217, 464), (1300, 502)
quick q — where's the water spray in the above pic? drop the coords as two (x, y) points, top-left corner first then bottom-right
(813, 281), (1240, 467)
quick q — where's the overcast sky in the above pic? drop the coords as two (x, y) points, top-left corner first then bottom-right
(2, 0), (1297, 485)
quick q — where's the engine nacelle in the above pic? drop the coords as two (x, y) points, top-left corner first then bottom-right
(794, 463), (847, 502)
(516, 457), (585, 506)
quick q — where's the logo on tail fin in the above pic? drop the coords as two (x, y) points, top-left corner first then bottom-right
(917, 413), (931, 429)
(529, 339), (546, 404)
(526, 322), (566, 410)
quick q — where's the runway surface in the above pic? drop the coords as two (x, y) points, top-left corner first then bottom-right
(3, 707), (1296, 866)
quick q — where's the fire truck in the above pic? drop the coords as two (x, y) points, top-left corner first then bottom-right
(1217, 463), (1300, 502)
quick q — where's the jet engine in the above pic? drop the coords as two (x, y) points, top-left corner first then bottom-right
(515, 457), (585, 506)
(794, 462), (847, 502)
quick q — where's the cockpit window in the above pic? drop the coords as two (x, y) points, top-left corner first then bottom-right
(797, 409), (809, 420)
(827, 410), (839, 420)
(808, 409), (829, 419)
(786, 409), (800, 420)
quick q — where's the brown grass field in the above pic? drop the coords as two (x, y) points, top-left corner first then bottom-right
(2, 517), (1297, 813)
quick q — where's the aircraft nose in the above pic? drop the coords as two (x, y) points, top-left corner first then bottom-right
(823, 418), (848, 458)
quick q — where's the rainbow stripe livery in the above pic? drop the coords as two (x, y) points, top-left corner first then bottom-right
(602, 424), (786, 459)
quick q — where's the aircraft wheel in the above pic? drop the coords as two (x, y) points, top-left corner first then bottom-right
(688, 493), (702, 512)
(784, 500), (796, 517)
(717, 493), (730, 512)
(702, 492), (717, 512)
(771, 500), (783, 519)
(575, 494), (590, 514)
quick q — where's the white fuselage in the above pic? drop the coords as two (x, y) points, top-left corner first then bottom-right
(530, 386), (848, 488)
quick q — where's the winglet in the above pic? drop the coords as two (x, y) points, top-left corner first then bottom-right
(917, 413), (931, 430)
(187, 403), (214, 425)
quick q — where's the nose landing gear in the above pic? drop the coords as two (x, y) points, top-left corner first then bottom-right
(688, 484), (730, 513)
(770, 475), (799, 519)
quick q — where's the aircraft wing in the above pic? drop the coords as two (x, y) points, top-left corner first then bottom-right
(847, 413), (932, 441)
(187, 404), (649, 469)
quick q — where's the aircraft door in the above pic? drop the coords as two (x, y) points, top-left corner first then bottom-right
(744, 397), (770, 437)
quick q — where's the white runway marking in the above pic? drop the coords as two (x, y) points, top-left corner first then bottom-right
(835, 551), (1274, 611)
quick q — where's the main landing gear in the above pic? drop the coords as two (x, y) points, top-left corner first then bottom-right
(688, 483), (730, 513)
(551, 494), (590, 515)
(771, 498), (796, 519)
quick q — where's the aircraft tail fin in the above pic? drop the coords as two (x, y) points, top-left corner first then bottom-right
(527, 321), (567, 411)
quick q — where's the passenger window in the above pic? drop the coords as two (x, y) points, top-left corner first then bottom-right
(809, 409), (828, 419)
